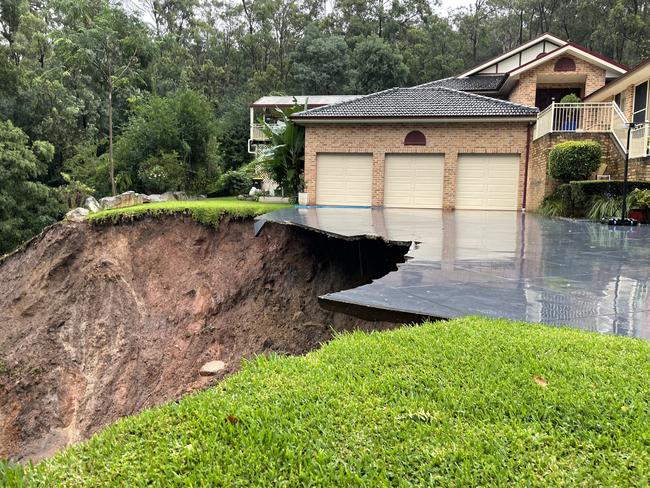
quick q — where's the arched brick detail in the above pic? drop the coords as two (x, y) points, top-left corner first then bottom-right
(554, 57), (576, 72)
(404, 130), (426, 145)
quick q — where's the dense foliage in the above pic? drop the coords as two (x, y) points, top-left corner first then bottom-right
(548, 140), (602, 183)
(2, 317), (649, 485)
(1, 0), (649, 250)
(0, 121), (65, 254)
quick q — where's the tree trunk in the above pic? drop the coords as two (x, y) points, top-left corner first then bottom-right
(108, 81), (116, 196)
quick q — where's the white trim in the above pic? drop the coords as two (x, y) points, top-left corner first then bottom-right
(458, 34), (567, 78)
(632, 80), (649, 123)
(295, 116), (537, 124)
(508, 44), (627, 77)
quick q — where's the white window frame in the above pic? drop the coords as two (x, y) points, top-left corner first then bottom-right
(633, 80), (649, 124)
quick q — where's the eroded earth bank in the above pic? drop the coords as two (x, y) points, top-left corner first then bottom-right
(0, 216), (408, 462)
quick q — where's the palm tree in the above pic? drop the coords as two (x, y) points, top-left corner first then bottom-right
(258, 104), (305, 201)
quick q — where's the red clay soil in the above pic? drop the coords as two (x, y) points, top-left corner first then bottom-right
(0, 216), (407, 463)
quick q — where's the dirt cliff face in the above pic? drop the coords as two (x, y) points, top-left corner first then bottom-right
(0, 216), (407, 462)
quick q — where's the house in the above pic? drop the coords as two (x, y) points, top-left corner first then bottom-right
(248, 95), (362, 156)
(289, 33), (645, 210)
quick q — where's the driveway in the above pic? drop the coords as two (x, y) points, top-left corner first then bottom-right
(259, 208), (650, 338)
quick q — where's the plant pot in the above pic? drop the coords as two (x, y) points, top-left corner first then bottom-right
(298, 192), (309, 206)
(628, 208), (647, 224)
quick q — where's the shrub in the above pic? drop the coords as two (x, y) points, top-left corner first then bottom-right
(560, 93), (581, 103)
(548, 140), (602, 183)
(629, 188), (650, 209)
(138, 151), (186, 194)
(537, 180), (650, 218)
(213, 170), (253, 196)
(587, 195), (622, 220)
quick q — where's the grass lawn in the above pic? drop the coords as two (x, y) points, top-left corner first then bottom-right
(2, 317), (649, 486)
(87, 197), (292, 227)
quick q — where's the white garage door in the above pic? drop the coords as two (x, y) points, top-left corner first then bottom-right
(384, 154), (444, 208)
(316, 153), (373, 206)
(456, 154), (520, 210)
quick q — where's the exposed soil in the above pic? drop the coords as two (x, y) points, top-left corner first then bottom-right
(0, 216), (408, 463)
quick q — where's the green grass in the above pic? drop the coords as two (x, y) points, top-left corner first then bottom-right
(2, 317), (649, 486)
(87, 197), (292, 227)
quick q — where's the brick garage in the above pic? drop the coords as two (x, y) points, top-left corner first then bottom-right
(303, 122), (532, 209)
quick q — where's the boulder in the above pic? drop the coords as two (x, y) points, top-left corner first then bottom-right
(162, 191), (188, 202)
(84, 196), (102, 213)
(199, 360), (226, 376)
(65, 207), (89, 223)
(99, 191), (144, 210)
(142, 194), (167, 203)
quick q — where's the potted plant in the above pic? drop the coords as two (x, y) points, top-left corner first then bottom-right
(559, 93), (581, 131)
(628, 189), (650, 224)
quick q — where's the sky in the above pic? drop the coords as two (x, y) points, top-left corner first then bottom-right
(436, 0), (476, 15)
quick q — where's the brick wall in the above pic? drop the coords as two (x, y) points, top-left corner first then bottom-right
(527, 132), (625, 210)
(509, 55), (607, 107)
(304, 122), (530, 208)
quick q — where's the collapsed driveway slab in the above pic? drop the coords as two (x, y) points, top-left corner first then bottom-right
(259, 207), (650, 339)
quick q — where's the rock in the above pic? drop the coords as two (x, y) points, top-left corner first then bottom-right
(143, 194), (167, 203)
(199, 360), (226, 376)
(65, 207), (89, 222)
(161, 191), (188, 201)
(84, 196), (102, 213)
(99, 191), (144, 210)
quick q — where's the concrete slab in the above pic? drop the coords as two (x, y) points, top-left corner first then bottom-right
(258, 208), (650, 338)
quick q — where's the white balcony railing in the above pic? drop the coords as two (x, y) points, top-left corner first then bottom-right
(534, 102), (629, 148)
(250, 123), (267, 141)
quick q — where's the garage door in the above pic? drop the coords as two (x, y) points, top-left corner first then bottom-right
(316, 153), (373, 206)
(456, 154), (520, 210)
(384, 154), (444, 208)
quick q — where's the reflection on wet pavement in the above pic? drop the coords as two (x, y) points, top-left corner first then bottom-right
(259, 208), (650, 338)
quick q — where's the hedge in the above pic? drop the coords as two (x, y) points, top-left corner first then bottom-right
(539, 180), (650, 218)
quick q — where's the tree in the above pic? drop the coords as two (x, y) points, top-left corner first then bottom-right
(352, 35), (409, 93)
(115, 88), (220, 193)
(259, 105), (304, 200)
(54, 1), (150, 195)
(0, 120), (64, 254)
(290, 27), (350, 94)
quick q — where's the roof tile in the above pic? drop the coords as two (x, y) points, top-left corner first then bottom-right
(292, 86), (538, 119)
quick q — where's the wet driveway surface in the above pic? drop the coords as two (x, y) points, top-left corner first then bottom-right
(259, 208), (650, 338)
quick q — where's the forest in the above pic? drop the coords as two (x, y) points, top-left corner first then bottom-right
(1, 0), (649, 253)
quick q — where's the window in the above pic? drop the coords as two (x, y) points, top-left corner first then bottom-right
(614, 93), (621, 108)
(633, 81), (648, 124)
(554, 57), (576, 72)
(404, 130), (426, 145)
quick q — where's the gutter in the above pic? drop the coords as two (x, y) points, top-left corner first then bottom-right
(292, 116), (538, 124)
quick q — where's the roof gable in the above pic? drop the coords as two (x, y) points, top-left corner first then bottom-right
(508, 43), (628, 78)
(291, 86), (538, 120)
(459, 33), (566, 78)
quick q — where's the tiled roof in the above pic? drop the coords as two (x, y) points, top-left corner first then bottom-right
(292, 86), (538, 119)
(417, 75), (507, 91)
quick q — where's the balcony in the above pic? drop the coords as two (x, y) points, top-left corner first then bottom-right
(534, 102), (630, 150)
(250, 123), (268, 141)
